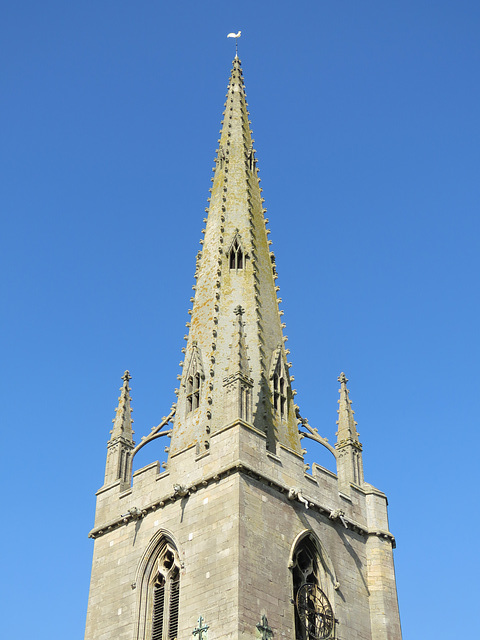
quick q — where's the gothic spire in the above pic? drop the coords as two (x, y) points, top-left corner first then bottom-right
(335, 373), (364, 488)
(104, 371), (135, 487)
(110, 370), (134, 442)
(336, 373), (360, 444)
(168, 57), (302, 458)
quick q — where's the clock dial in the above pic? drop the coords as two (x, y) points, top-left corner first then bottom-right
(296, 583), (335, 640)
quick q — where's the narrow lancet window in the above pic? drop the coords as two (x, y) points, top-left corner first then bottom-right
(187, 372), (201, 414)
(273, 360), (287, 419)
(185, 347), (203, 415)
(229, 238), (244, 270)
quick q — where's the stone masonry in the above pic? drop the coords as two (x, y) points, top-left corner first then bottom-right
(84, 56), (402, 640)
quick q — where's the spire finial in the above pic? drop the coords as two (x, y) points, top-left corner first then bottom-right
(227, 30), (241, 57)
(338, 372), (348, 385)
(122, 370), (132, 383)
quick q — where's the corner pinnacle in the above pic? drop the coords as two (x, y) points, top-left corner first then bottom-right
(110, 370), (134, 442)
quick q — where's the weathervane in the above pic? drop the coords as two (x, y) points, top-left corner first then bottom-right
(227, 30), (241, 56)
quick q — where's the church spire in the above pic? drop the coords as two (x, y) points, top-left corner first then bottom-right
(103, 371), (135, 487)
(335, 373), (364, 490)
(168, 57), (302, 459)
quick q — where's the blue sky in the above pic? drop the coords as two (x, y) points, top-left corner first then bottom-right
(2, 2), (479, 638)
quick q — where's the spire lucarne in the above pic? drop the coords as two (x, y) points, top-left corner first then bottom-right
(168, 57), (301, 459)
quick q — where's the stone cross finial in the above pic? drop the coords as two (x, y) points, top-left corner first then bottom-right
(234, 305), (245, 316)
(193, 616), (209, 640)
(338, 372), (348, 385)
(122, 370), (132, 383)
(256, 614), (273, 639)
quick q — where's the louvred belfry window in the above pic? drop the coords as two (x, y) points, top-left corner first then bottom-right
(149, 548), (181, 640)
(151, 576), (165, 640)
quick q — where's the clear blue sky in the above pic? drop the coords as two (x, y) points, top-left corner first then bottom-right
(2, 2), (479, 638)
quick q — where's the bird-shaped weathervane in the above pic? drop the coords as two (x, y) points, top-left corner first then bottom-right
(227, 30), (241, 56)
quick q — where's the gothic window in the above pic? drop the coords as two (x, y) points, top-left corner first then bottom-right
(273, 359), (287, 419)
(147, 544), (181, 640)
(185, 347), (203, 415)
(229, 237), (244, 270)
(187, 372), (201, 414)
(291, 535), (335, 640)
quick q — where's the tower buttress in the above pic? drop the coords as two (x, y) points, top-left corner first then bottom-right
(335, 372), (364, 491)
(103, 370), (135, 488)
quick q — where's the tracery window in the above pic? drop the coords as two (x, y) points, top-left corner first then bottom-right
(229, 237), (244, 270)
(291, 535), (335, 640)
(148, 545), (181, 640)
(185, 346), (203, 415)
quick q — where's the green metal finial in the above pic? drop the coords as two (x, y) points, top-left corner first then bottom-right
(193, 616), (209, 640)
(256, 614), (273, 639)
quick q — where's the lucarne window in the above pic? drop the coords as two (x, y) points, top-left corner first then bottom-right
(187, 372), (201, 414)
(273, 360), (287, 418)
(229, 238), (243, 270)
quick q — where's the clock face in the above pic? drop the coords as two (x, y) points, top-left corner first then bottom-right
(296, 583), (335, 640)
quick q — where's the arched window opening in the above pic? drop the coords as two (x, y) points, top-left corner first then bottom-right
(273, 361), (287, 419)
(291, 536), (335, 640)
(194, 373), (201, 410)
(229, 238), (244, 271)
(147, 545), (181, 640)
(186, 366), (201, 415)
(187, 376), (194, 413)
(184, 346), (204, 416)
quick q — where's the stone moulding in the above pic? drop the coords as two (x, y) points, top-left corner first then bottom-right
(88, 460), (396, 548)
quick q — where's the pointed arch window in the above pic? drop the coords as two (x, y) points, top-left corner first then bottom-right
(185, 346), (204, 415)
(273, 358), (287, 419)
(147, 545), (181, 640)
(229, 237), (244, 270)
(136, 537), (182, 640)
(291, 535), (336, 640)
(187, 371), (201, 414)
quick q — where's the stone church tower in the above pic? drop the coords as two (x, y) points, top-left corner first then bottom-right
(84, 56), (402, 640)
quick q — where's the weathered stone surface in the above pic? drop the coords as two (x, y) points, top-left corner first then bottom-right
(84, 56), (402, 640)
